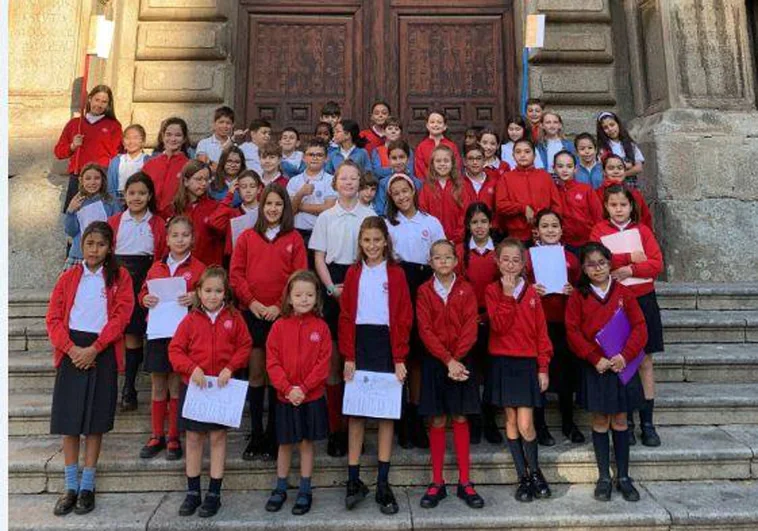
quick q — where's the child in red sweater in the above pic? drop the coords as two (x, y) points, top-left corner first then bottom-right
(264, 270), (332, 516)
(417, 240), (484, 510)
(143, 117), (192, 218)
(596, 155), (652, 230)
(461, 144), (499, 237)
(419, 145), (465, 243)
(414, 109), (463, 179)
(590, 185), (664, 447)
(565, 242), (647, 502)
(485, 238), (552, 502)
(169, 267), (252, 518)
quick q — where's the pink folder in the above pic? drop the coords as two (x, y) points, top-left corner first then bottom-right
(594, 308), (644, 385)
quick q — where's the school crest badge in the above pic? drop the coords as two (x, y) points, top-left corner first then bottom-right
(382, 282), (389, 293)
(286, 243), (293, 253)
(310, 332), (321, 342)
(183, 272), (192, 281)
(421, 229), (430, 239)
(575, 193), (583, 201)
(223, 320), (233, 330)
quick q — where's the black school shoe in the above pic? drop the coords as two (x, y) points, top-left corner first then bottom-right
(640, 424), (661, 447)
(345, 478), (369, 509)
(536, 425), (556, 447)
(420, 483), (447, 508)
(166, 438), (183, 461)
(291, 492), (312, 515)
(139, 436), (166, 459)
(119, 394), (138, 413)
(593, 478), (612, 502)
(515, 475), (533, 502)
(375, 482), (399, 515)
(562, 424), (586, 444)
(242, 437), (263, 461)
(616, 477), (640, 502)
(457, 483), (485, 509)
(178, 494), (202, 516)
(73, 489), (95, 515)
(53, 490), (78, 516)
(530, 469), (552, 499)
(265, 489), (287, 512)
(198, 493), (221, 517)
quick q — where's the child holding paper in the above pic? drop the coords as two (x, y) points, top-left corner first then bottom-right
(590, 185), (664, 447)
(139, 216), (206, 461)
(565, 242), (647, 502)
(169, 267), (252, 518)
(265, 270), (332, 516)
(416, 239), (484, 510)
(485, 238), (552, 503)
(339, 216), (413, 515)
(525, 210), (583, 446)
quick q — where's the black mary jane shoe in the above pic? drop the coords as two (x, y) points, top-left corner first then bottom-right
(515, 475), (533, 503)
(345, 478), (369, 509)
(139, 436), (166, 459)
(178, 494), (202, 516)
(419, 483), (447, 509)
(242, 436), (263, 461)
(166, 438), (183, 461)
(457, 482), (485, 509)
(616, 477), (641, 502)
(53, 490), (78, 516)
(530, 469), (552, 499)
(198, 493), (222, 517)
(73, 489), (96, 515)
(563, 424), (586, 444)
(119, 395), (138, 413)
(375, 482), (399, 515)
(593, 478), (612, 502)
(291, 492), (313, 515)
(536, 425), (556, 447)
(640, 424), (661, 447)
(265, 489), (287, 512)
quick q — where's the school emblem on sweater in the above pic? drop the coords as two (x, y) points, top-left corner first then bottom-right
(530, 297), (537, 308)
(488, 188), (494, 194)
(421, 229), (430, 239)
(310, 332), (321, 342)
(575, 193), (583, 201)
(315, 190), (322, 198)
(223, 320), (233, 330)
(101, 127), (109, 133)
(183, 272), (192, 281)
(383, 282), (389, 293)
(286, 243), (293, 253)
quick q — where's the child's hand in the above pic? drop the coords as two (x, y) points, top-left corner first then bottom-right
(500, 273), (517, 296)
(332, 284), (343, 298)
(67, 345), (84, 367)
(217, 367), (232, 387)
(525, 205), (535, 224)
(262, 305), (281, 322)
(446, 359), (469, 381)
(71, 134), (84, 150)
(534, 283), (547, 296)
(394, 362), (407, 383)
(298, 182), (315, 197)
(288, 386), (305, 406)
(630, 251), (647, 263)
(249, 300), (267, 319)
(609, 354), (626, 373)
(538, 372), (549, 393)
(191, 366), (206, 388)
(595, 358), (612, 374)
(232, 129), (249, 143)
(611, 266), (634, 281)
(344, 361), (356, 382)
(227, 180), (238, 196)
(143, 294), (160, 308)
(562, 283), (574, 296)
(66, 193), (85, 214)
(177, 293), (194, 307)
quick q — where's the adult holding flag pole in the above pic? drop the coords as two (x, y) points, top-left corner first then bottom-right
(54, 10), (119, 214)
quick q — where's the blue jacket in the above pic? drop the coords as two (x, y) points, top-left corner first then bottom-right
(64, 195), (120, 260)
(281, 159), (306, 178)
(325, 147), (371, 175)
(536, 139), (576, 171)
(575, 161), (604, 189)
(106, 153), (149, 210)
(370, 148), (417, 216)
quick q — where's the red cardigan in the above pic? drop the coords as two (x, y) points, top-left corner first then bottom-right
(207, 194), (250, 257)
(138, 255), (207, 308)
(455, 243), (499, 311)
(168, 307), (251, 383)
(54, 116), (123, 175)
(495, 166), (562, 241)
(589, 220), (662, 297)
(338, 262), (413, 363)
(596, 180), (653, 230)
(167, 196), (223, 268)
(142, 152), (190, 218)
(416, 277), (478, 365)
(418, 181), (465, 243)
(565, 281), (648, 366)
(461, 172), (499, 230)
(230, 229), (307, 308)
(524, 246), (581, 323)
(359, 128), (384, 154)
(107, 211), (167, 260)
(555, 179), (603, 248)
(484, 280), (553, 373)
(46, 264), (134, 372)
(266, 313), (332, 403)
(413, 137), (463, 180)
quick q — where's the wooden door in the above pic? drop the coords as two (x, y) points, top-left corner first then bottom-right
(236, 1), (516, 142)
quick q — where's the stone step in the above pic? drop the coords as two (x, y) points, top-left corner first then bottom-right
(10, 425), (758, 494)
(10, 381), (758, 437)
(14, 480), (758, 531)
(9, 289), (50, 319)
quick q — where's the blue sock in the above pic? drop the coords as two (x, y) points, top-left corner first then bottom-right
(299, 476), (312, 495)
(80, 467), (96, 492)
(276, 476), (288, 492)
(348, 464), (360, 482)
(64, 464), (78, 492)
(377, 461), (390, 484)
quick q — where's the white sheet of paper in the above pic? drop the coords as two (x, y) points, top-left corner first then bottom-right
(182, 376), (248, 428)
(529, 245), (568, 295)
(342, 370), (402, 420)
(230, 211), (258, 248)
(146, 277), (188, 340)
(600, 229), (653, 287)
(76, 200), (107, 233)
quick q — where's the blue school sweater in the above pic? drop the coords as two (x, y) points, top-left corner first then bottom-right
(370, 148), (417, 216)
(64, 195), (120, 260)
(575, 161), (604, 189)
(325, 147), (371, 174)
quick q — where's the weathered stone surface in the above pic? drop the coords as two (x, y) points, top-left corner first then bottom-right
(532, 23), (613, 64)
(136, 21), (230, 60)
(528, 65), (616, 105)
(661, 310), (751, 343)
(138, 0), (226, 21)
(133, 61), (228, 103)
(131, 102), (221, 145)
(534, 0), (611, 22)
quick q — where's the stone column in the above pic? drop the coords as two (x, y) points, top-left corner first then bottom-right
(627, 0), (758, 281)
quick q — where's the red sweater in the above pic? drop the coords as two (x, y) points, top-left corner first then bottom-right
(589, 220), (662, 297)
(107, 211), (167, 260)
(266, 313), (332, 403)
(138, 255), (207, 309)
(167, 196), (223, 268)
(169, 307), (251, 383)
(555, 179), (603, 248)
(565, 281), (648, 366)
(484, 281), (553, 373)
(259, 175), (289, 200)
(525, 246), (580, 323)
(413, 137), (463, 180)
(142, 152), (190, 218)
(596, 180), (653, 230)
(207, 195), (251, 257)
(418, 181), (465, 243)
(54, 116), (123, 175)
(359, 128), (384, 154)
(416, 277), (478, 365)
(461, 172), (499, 230)
(339, 262), (413, 363)
(455, 243), (499, 311)
(484, 161), (511, 181)
(46, 264), (134, 372)
(230, 229), (307, 307)
(495, 166), (562, 241)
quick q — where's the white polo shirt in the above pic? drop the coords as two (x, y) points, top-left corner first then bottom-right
(433, 273), (456, 304)
(167, 252), (191, 276)
(387, 211), (445, 265)
(287, 170), (337, 231)
(69, 266), (107, 334)
(356, 260), (390, 325)
(117, 153), (147, 192)
(609, 140), (644, 163)
(309, 200), (375, 264)
(196, 135), (231, 164)
(239, 141), (262, 174)
(115, 211), (154, 256)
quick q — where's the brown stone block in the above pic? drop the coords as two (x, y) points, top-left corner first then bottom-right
(136, 21), (230, 60)
(529, 65), (616, 105)
(534, 0), (610, 22)
(133, 61), (228, 103)
(532, 23), (613, 64)
(138, 0), (227, 21)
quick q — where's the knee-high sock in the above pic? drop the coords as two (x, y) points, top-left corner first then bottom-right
(429, 425), (446, 485)
(326, 383), (344, 433)
(559, 388), (575, 427)
(612, 429), (630, 478)
(452, 420), (471, 484)
(639, 398), (655, 426)
(523, 438), (539, 473)
(248, 386), (265, 436)
(151, 399), (167, 437)
(533, 403), (547, 430)
(592, 431), (611, 480)
(123, 346), (143, 395)
(506, 438), (527, 478)
(168, 398), (180, 439)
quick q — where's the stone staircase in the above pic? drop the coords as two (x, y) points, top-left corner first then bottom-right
(8, 284), (758, 530)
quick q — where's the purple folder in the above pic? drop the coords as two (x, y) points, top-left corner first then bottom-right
(594, 308), (644, 385)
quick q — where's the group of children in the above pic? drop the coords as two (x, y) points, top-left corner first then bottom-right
(48, 88), (665, 518)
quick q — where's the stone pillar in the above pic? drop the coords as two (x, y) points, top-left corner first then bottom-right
(626, 0), (758, 281)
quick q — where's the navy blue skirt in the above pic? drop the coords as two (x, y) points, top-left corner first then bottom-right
(637, 291), (664, 355)
(117, 254), (153, 336)
(356, 324), (394, 373)
(546, 322), (580, 395)
(275, 396), (329, 445)
(144, 338), (172, 373)
(484, 356), (543, 408)
(323, 263), (350, 338)
(400, 261), (433, 362)
(578, 362), (644, 414)
(418, 353), (480, 417)
(50, 330), (118, 436)
(243, 310), (274, 351)
(178, 383), (229, 432)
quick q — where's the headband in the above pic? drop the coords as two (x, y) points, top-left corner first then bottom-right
(387, 173), (415, 190)
(597, 111), (616, 122)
